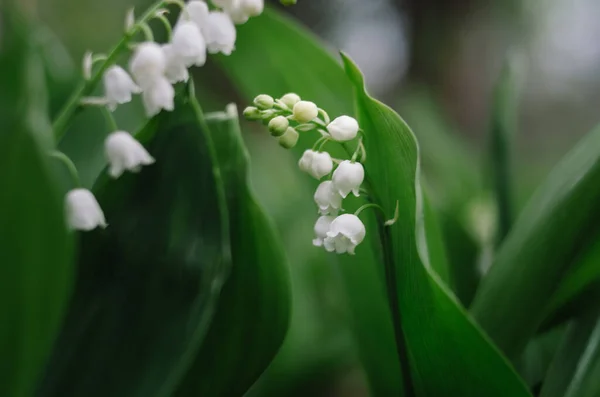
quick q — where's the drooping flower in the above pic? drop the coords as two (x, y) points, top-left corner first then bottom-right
(65, 188), (107, 231)
(171, 21), (207, 67)
(280, 93), (301, 108)
(181, 0), (210, 27)
(327, 115), (359, 142)
(314, 181), (342, 215)
(313, 216), (334, 247)
(308, 151), (333, 180)
(162, 44), (189, 84)
(142, 77), (175, 117)
(102, 65), (141, 111)
(323, 214), (366, 255)
(219, 0), (264, 24)
(332, 160), (364, 198)
(268, 115), (289, 137)
(129, 42), (167, 89)
(293, 100), (318, 123)
(104, 131), (155, 178)
(204, 12), (237, 55)
(278, 127), (299, 149)
(298, 150), (315, 173)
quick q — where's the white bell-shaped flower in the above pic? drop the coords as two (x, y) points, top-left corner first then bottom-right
(298, 150), (315, 173)
(327, 115), (359, 142)
(171, 21), (207, 67)
(323, 214), (366, 255)
(204, 12), (236, 55)
(129, 42), (167, 90)
(181, 0), (210, 27)
(162, 44), (189, 84)
(142, 77), (175, 117)
(104, 131), (155, 178)
(332, 160), (364, 198)
(240, 0), (264, 17)
(103, 65), (140, 111)
(293, 100), (319, 123)
(65, 188), (107, 231)
(313, 216), (334, 247)
(280, 93), (301, 108)
(309, 151), (333, 180)
(314, 181), (342, 215)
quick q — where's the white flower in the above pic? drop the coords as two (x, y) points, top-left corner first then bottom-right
(332, 160), (364, 198)
(181, 0), (210, 27)
(240, 0), (264, 17)
(293, 100), (318, 123)
(314, 181), (342, 215)
(204, 12), (236, 55)
(171, 21), (207, 67)
(162, 44), (189, 84)
(65, 188), (107, 231)
(309, 151), (333, 179)
(129, 42), (167, 89)
(323, 214), (366, 255)
(104, 131), (155, 178)
(313, 216), (334, 247)
(327, 116), (359, 142)
(298, 150), (315, 173)
(280, 93), (301, 108)
(102, 65), (141, 111)
(297, 150), (332, 179)
(142, 77), (175, 117)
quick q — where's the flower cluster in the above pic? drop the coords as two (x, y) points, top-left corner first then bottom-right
(65, 0), (264, 232)
(243, 93), (369, 255)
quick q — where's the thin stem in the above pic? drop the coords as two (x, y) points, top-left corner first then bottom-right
(140, 22), (154, 41)
(311, 136), (328, 151)
(351, 137), (363, 162)
(355, 201), (399, 226)
(52, 0), (169, 142)
(318, 108), (330, 124)
(50, 151), (81, 187)
(154, 13), (173, 41)
(317, 137), (331, 152)
(101, 107), (119, 132)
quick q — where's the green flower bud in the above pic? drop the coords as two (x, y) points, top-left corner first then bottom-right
(293, 100), (318, 123)
(243, 106), (261, 120)
(278, 127), (299, 149)
(268, 115), (289, 137)
(254, 94), (274, 110)
(280, 93), (301, 108)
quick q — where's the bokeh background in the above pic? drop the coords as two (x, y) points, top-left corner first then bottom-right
(32, 0), (600, 395)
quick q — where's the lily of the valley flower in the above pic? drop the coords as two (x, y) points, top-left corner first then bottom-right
(142, 77), (175, 117)
(219, 0), (264, 24)
(314, 181), (342, 215)
(104, 131), (155, 178)
(323, 214), (366, 255)
(65, 188), (107, 231)
(332, 160), (364, 198)
(327, 115), (359, 142)
(204, 12), (236, 55)
(163, 44), (189, 84)
(313, 216), (334, 247)
(129, 42), (167, 89)
(182, 0), (210, 27)
(298, 150), (333, 179)
(103, 65), (140, 111)
(293, 100), (319, 123)
(171, 21), (207, 67)
(280, 93), (301, 108)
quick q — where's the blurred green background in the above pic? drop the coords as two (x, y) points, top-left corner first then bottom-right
(25, 0), (600, 395)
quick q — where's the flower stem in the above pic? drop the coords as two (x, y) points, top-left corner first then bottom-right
(50, 151), (81, 188)
(51, 0), (169, 143)
(101, 107), (119, 132)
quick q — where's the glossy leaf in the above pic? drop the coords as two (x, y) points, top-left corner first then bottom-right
(342, 53), (531, 397)
(0, 5), (74, 397)
(175, 104), (291, 396)
(471, 124), (600, 359)
(39, 97), (230, 397)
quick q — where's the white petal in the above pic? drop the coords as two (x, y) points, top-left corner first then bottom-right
(103, 65), (140, 110)
(142, 77), (175, 117)
(129, 42), (167, 90)
(204, 12), (236, 55)
(171, 21), (207, 67)
(162, 44), (190, 84)
(65, 188), (107, 231)
(327, 116), (359, 142)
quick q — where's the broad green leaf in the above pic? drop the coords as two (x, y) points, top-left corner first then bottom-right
(342, 53), (531, 397)
(540, 313), (600, 397)
(175, 104), (291, 396)
(471, 124), (600, 358)
(487, 54), (520, 243)
(38, 96), (230, 397)
(0, 5), (74, 397)
(219, 9), (403, 396)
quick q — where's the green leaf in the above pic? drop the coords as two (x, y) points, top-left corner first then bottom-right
(0, 5), (74, 397)
(175, 104), (291, 396)
(218, 10), (403, 396)
(540, 313), (600, 397)
(342, 53), (531, 397)
(487, 53), (520, 243)
(471, 124), (600, 359)
(39, 96), (231, 397)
